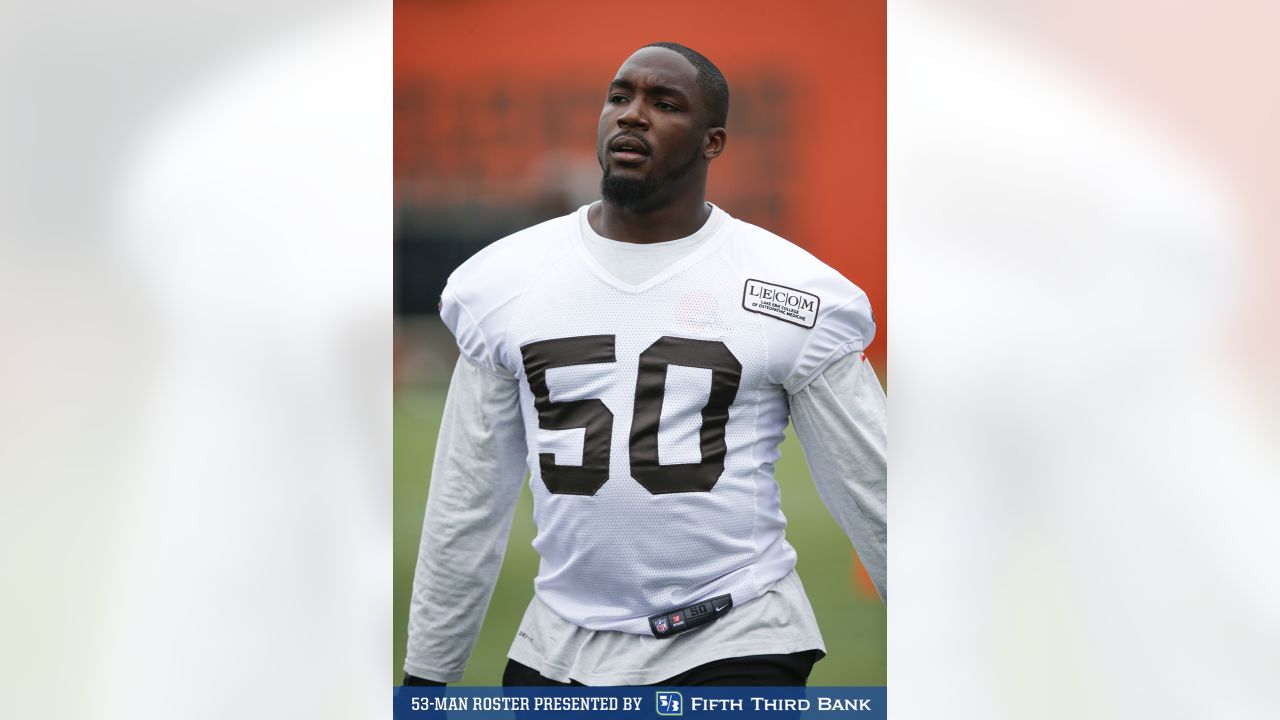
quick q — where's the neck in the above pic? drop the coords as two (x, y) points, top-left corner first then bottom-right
(590, 191), (712, 244)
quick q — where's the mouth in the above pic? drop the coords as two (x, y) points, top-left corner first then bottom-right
(608, 134), (650, 164)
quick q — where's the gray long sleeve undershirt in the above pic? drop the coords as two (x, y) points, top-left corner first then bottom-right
(790, 353), (888, 603)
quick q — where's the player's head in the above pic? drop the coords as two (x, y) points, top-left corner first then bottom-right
(597, 43), (729, 212)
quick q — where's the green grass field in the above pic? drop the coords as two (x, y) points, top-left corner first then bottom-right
(393, 388), (885, 686)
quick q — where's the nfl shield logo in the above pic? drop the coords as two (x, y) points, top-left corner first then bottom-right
(655, 617), (669, 633)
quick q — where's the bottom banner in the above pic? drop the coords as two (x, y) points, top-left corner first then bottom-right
(393, 686), (886, 720)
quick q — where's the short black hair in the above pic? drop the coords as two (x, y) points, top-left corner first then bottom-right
(643, 41), (729, 128)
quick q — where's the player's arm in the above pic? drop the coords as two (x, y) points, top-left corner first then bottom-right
(403, 354), (528, 683)
(789, 352), (887, 602)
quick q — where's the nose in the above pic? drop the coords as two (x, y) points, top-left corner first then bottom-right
(617, 100), (648, 130)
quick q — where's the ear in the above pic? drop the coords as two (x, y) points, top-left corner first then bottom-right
(703, 127), (727, 160)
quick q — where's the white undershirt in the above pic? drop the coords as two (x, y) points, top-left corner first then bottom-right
(578, 201), (724, 285)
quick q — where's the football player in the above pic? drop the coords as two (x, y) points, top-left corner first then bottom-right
(404, 42), (885, 687)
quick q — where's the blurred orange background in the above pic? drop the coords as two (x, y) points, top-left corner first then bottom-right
(395, 0), (886, 368)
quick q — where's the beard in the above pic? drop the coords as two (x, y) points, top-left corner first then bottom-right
(600, 147), (701, 212)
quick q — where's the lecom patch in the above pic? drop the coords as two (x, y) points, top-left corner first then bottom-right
(742, 279), (820, 328)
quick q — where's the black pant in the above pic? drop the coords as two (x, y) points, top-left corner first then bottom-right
(502, 650), (820, 687)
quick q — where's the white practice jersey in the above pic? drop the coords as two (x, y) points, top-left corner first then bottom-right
(439, 203), (874, 634)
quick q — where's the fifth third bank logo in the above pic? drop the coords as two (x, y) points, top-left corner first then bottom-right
(656, 691), (683, 716)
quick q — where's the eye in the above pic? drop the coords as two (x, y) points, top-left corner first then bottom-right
(655, 101), (679, 111)
(607, 93), (629, 104)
